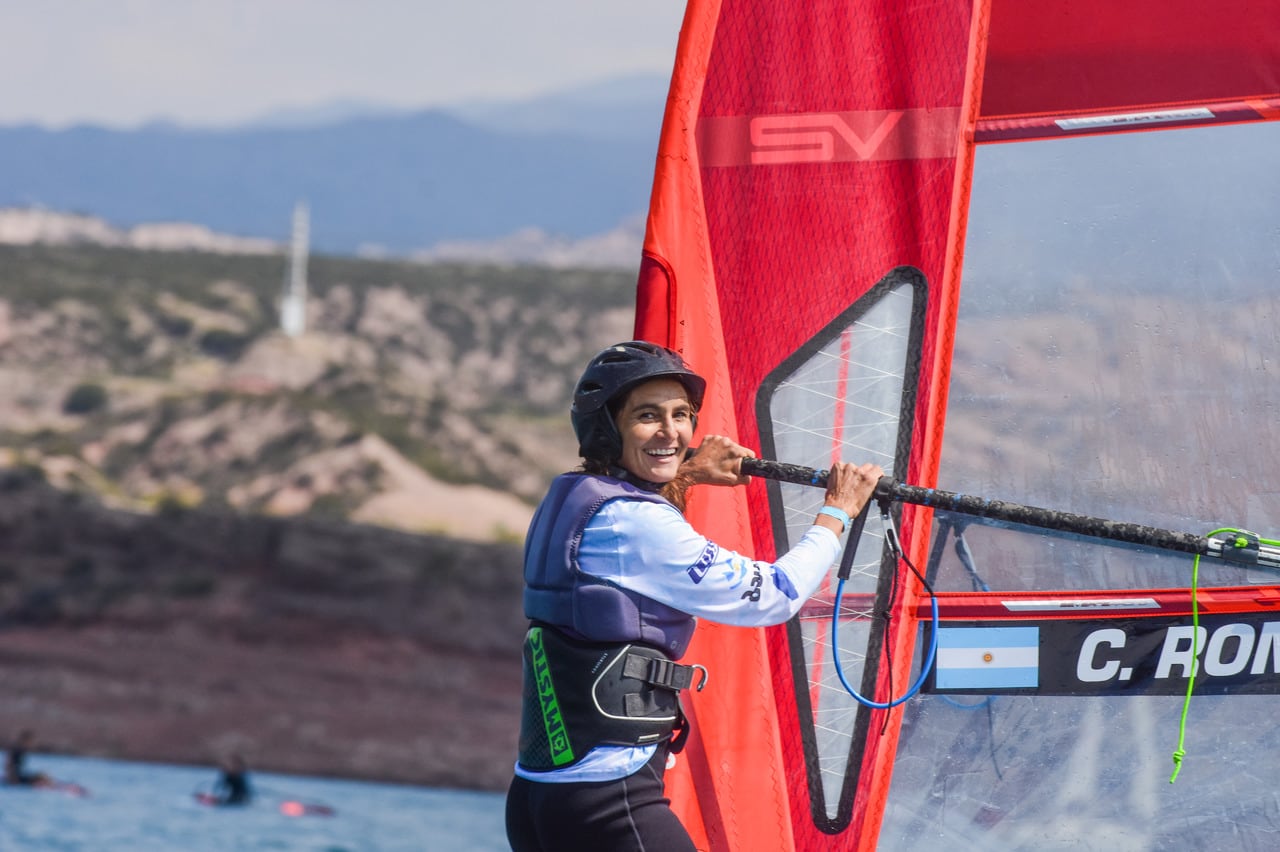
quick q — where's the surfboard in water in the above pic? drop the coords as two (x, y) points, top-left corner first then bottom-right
(637, 1), (1280, 848)
(3, 778), (90, 797)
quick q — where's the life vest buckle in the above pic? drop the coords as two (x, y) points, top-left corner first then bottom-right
(624, 654), (710, 692)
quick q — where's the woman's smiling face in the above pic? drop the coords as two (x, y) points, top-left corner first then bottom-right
(614, 378), (695, 483)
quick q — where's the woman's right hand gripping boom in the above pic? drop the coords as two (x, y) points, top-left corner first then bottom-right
(814, 462), (883, 537)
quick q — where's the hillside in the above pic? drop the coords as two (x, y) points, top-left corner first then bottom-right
(0, 245), (636, 790)
(0, 244), (636, 540)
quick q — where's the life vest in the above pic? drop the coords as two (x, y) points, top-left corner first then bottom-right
(517, 473), (705, 771)
(522, 473), (696, 657)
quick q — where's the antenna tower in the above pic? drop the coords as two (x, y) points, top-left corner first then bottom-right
(280, 201), (309, 337)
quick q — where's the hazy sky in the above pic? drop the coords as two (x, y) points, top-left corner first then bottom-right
(1, 1), (688, 129)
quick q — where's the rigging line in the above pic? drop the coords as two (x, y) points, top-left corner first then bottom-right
(879, 505), (900, 732)
(985, 699), (1004, 781)
(1168, 544), (1203, 784)
(1170, 526), (1280, 783)
(924, 518), (992, 714)
(952, 524), (991, 593)
(830, 504), (939, 709)
(935, 519), (996, 712)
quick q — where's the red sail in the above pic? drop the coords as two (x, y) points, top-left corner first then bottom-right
(638, 1), (1280, 849)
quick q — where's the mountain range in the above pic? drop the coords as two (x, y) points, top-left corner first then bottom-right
(8, 72), (1277, 280)
(0, 74), (670, 261)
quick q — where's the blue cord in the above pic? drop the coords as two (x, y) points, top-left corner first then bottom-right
(830, 574), (939, 708)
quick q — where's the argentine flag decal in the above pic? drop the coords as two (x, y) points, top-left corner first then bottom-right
(935, 626), (1040, 690)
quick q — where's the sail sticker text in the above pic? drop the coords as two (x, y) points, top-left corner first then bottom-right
(1056, 108), (1214, 132)
(927, 613), (1280, 696)
(696, 108), (961, 167)
(1077, 622), (1280, 683)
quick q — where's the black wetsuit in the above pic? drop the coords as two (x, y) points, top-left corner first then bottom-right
(5, 746), (37, 785)
(506, 744), (694, 852)
(215, 770), (251, 805)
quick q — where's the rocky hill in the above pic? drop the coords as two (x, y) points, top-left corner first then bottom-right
(0, 243), (635, 790)
(0, 243), (636, 539)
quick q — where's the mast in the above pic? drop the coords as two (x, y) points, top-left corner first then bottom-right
(280, 201), (309, 337)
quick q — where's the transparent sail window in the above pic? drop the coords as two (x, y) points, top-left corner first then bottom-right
(760, 269), (925, 824)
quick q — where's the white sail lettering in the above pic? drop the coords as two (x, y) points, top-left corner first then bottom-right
(1203, 623), (1255, 676)
(1077, 628), (1126, 682)
(1251, 622), (1280, 674)
(1155, 625), (1207, 678)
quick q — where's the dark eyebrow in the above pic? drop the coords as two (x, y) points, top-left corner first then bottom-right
(628, 400), (691, 415)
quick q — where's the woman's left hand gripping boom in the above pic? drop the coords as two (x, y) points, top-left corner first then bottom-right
(681, 435), (756, 488)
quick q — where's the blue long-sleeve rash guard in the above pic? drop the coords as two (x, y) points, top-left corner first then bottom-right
(515, 497), (841, 783)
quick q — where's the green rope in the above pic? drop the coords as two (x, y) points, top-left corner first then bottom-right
(1170, 527), (1280, 783)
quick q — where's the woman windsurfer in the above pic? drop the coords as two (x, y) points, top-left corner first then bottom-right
(504, 341), (882, 851)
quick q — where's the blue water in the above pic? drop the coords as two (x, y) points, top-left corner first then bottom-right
(0, 754), (508, 851)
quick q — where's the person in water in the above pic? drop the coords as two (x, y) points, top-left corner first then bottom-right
(213, 753), (252, 805)
(5, 729), (49, 786)
(505, 341), (883, 851)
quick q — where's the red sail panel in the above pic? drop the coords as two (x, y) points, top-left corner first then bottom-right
(637, 0), (979, 847)
(980, 0), (1280, 122)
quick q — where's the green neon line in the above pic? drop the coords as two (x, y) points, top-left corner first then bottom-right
(1171, 527), (1280, 783)
(529, 628), (575, 766)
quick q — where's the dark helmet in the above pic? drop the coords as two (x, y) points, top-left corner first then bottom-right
(571, 341), (707, 461)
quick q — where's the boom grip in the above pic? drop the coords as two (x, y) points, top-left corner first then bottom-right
(740, 457), (830, 487)
(738, 457), (1277, 564)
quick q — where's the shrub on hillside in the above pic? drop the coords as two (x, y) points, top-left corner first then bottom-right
(63, 382), (109, 415)
(198, 328), (250, 359)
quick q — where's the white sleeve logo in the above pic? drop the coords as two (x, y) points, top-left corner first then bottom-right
(686, 542), (719, 584)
